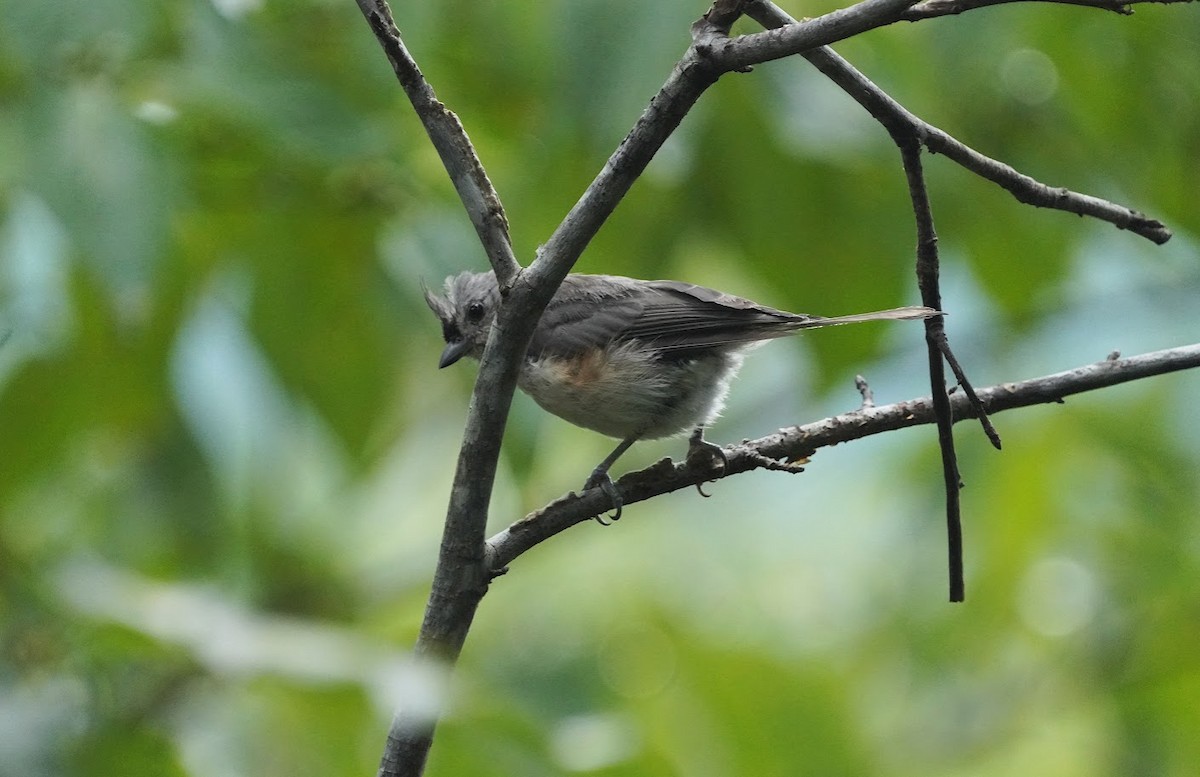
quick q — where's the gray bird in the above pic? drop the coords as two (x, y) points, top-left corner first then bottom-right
(425, 271), (936, 520)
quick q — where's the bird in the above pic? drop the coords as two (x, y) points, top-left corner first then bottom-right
(425, 270), (937, 521)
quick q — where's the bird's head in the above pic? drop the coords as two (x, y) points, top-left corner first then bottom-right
(423, 271), (501, 368)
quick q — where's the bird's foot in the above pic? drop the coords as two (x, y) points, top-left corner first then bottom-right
(687, 429), (727, 498)
(584, 469), (623, 524)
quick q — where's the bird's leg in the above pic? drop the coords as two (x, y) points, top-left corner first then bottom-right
(584, 436), (638, 524)
(687, 427), (727, 498)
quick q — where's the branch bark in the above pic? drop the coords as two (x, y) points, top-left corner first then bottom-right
(487, 343), (1200, 569)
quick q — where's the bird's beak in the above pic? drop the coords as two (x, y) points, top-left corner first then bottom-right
(439, 339), (471, 369)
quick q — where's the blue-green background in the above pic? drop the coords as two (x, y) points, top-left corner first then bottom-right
(2, 1), (1198, 775)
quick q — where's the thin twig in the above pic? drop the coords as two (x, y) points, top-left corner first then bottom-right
(856, 375), (876, 407)
(902, 0), (1197, 20)
(744, 1), (1173, 245)
(355, 0), (520, 283)
(486, 343), (1200, 570)
(895, 141), (966, 603)
(936, 332), (1003, 449)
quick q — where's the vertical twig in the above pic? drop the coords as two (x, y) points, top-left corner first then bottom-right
(897, 140), (965, 603)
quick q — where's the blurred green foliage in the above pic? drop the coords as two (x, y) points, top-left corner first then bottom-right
(1, 1), (1198, 775)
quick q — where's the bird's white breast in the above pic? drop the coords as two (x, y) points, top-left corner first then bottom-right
(519, 341), (746, 440)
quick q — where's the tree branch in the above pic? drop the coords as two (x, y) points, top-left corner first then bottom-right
(901, 0), (1197, 21)
(895, 141), (966, 602)
(357, 0), (1193, 771)
(709, 0), (921, 70)
(354, 0), (520, 282)
(524, 0), (938, 300)
(354, 4), (525, 775)
(487, 344), (1200, 570)
(361, 0), (935, 772)
(743, 0), (1182, 600)
(745, 0), (1173, 244)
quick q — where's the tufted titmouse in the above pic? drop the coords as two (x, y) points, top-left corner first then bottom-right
(425, 271), (936, 519)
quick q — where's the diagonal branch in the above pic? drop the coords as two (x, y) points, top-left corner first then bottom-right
(523, 0), (925, 295)
(486, 343), (1200, 571)
(354, 3), (526, 775)
(354, 0), (520, 282)
(745, 0), (1173, 244)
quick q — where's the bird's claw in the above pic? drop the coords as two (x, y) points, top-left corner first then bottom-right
(687, 432), (727, 498)
(584, 469), (623, 524)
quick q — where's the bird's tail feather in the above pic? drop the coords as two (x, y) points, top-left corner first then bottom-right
(797, 306), (939, 329)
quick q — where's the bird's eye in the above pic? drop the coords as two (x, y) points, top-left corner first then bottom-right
(466, 301), (486, 323)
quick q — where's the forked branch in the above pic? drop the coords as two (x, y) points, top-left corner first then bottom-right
(746, 0), (1173, 245)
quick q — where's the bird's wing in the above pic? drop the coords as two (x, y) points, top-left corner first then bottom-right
(528, 276), (812, 360)
(526, 275), (649, 359)
(623, 280), (812, 352)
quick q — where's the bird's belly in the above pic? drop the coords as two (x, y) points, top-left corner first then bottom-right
(519, 343), (743, 440)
